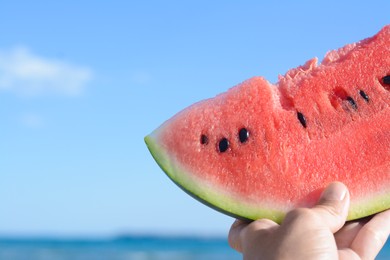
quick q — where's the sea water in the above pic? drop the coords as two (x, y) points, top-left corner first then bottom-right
(0, 236), (389, 260)
(0, 236), (241, 260)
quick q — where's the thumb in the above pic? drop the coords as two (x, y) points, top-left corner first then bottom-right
(313, 182), (350, 233)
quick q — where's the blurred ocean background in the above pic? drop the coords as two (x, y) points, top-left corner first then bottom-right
(0, 235), (241, 260)
(0, 236), (389, 260)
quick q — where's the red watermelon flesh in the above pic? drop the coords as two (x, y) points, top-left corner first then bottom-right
(145, 25), (390, 222)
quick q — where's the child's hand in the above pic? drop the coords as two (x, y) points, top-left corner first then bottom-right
(228, 182), (390, 259)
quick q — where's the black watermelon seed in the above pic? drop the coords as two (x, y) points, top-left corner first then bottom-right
(359, 90), (369, 102)
(238, 128), (249, 143)
(297, 112), (307, 128)
(218, 138), (229, 153)
(200, 134), (208, 145)
(383, 75), (390, 85)
(346, 96), (358, 110)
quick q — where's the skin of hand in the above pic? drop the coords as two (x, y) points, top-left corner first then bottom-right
(228, 182), (390, 260)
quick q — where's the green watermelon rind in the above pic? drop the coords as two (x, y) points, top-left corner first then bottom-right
(346, 182), (390, 221)
(146, 132), (390, 223)
(145, 134), (286, 222)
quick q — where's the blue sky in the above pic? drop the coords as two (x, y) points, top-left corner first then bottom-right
(1, 1), (389, 237)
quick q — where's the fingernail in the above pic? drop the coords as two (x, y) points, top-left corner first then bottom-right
(321, 182), (347, 201)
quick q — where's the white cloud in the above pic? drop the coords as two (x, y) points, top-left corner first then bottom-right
(0, 47), (93, 96)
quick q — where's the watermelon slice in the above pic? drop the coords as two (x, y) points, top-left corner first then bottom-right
(145, 25), (390, 223)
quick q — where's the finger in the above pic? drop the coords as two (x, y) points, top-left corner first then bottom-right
(350, 209), (390, 259)
(335, 221), (365, 248)
(335, 218), (370, 248)
(338, 248), (361, 260)
(228, 219), (248, 252)
(312, 182), (350, 233)
(228, 218), (278, 252)
(244, 218), (279, 234)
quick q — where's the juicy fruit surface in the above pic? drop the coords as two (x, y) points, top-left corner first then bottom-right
(145, 25), (390, 222)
